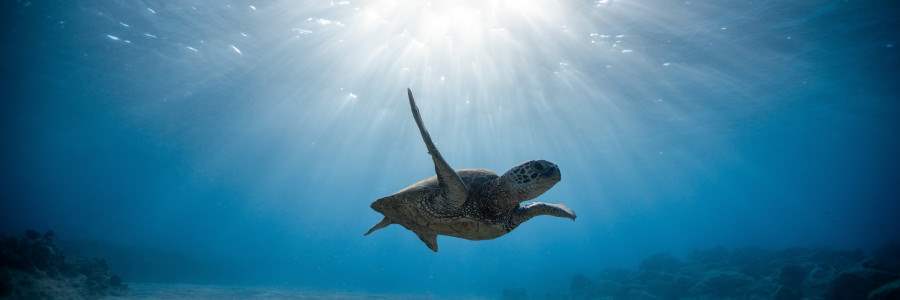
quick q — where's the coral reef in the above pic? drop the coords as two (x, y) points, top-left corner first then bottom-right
(583, 244), (897, 299)
(0, 230), (126, 299)
(503, 243), (900, 299)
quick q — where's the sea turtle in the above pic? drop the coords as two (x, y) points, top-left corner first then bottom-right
(364, 89), (576, 252)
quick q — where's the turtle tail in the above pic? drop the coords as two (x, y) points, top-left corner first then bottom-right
(363, 217), (392, 236)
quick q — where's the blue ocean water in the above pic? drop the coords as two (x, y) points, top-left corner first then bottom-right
(2, 0), (898, 298)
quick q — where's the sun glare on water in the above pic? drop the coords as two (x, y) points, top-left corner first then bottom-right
(272, 0), (622, 108)
(358, 0), (548, 43)
(109, 0), (782, 211)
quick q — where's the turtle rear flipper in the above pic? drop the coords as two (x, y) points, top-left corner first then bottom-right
(415, 231), (439, 252)
(364, 217), (392, 236)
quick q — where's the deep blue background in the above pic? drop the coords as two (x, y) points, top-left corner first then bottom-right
(2, 0), (899, 297)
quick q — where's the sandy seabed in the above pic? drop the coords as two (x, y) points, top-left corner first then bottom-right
(108, 283), (485, 300)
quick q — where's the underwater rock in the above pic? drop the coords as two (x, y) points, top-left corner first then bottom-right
(690, 270), (754, 298)
(778, 263), (809, 288)
(828, 267), (898, 300)
(729, 247), (775, 279)
(868, 278), (900, 299)
(0, 230), (127, 299)
(547, 244), (900, 299)
(633, 270), (693, 299)
(773, 285), (803, 300)
(595, 279), (630, 299)
(864, 241), (900, 274)
(556, 244), (900, 299)
(686, 246), (732, 269)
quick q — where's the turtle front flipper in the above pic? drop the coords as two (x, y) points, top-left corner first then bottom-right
(509, 202), (577, 229)
(414, 230), (439, 252)
(407, 88), (468, 210)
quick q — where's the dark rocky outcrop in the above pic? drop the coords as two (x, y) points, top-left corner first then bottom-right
(503, 242), (900, 299)
(0, 230), (127, 299)
(868, 279), (900, 300)
(827, 267), (897, 300)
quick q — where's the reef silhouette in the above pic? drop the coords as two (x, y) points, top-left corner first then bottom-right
(0, 230), (127, 299)
(503, 243), (900, 299)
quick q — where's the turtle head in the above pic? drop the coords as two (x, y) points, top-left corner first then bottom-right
(500, 160), (561, 202)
